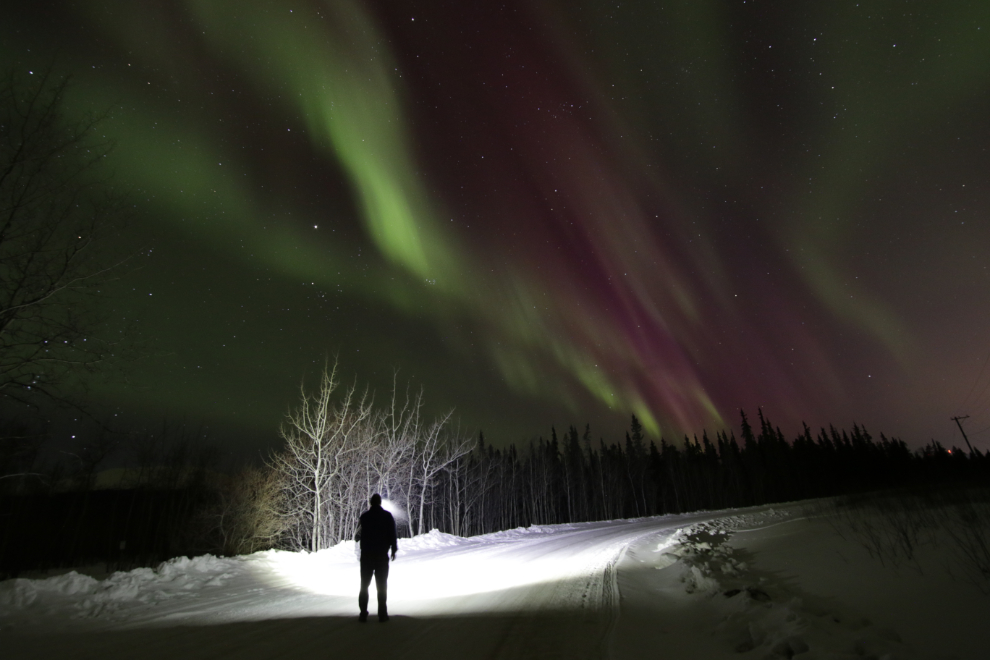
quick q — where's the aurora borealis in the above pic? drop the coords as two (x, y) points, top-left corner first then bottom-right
(3, 1), (990, 451)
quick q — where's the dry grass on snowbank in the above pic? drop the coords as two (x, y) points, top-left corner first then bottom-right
(813, 485), (990, 593)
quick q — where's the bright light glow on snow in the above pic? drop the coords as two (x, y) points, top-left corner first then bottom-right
(255, 527), (619, 613)
(258, 546), (358, 598)
(389, 548), (591, 606)
(262, 546), (582, 604)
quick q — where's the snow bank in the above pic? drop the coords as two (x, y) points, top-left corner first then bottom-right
(399, 529), (466, 552)
(0, 554), (244, 621)
(0, 571), (98, 609)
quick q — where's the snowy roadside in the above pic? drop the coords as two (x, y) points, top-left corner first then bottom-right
(0, 554), (246, 624)
(611, 505), (987, 660)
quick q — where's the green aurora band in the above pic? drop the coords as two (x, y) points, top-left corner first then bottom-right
(178, 0), (712, 434)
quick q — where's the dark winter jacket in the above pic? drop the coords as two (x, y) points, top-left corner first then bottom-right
(355, 504), (398, 557)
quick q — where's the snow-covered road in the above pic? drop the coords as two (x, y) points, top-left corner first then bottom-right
(0, 508), (727, 659)
(3, 503), (985, 659)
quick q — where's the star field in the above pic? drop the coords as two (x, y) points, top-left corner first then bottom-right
(2, 0), (989, 451)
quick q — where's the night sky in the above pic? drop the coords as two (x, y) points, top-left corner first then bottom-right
(3, 1), (990, 454)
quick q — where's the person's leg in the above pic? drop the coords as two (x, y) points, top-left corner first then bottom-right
(375, 557), (390, 620)
(358, 560), (374, 620)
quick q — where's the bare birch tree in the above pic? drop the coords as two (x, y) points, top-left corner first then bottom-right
(268, 363), (478, 548)
(373, 376), (421, 532)
(272, 362), (373, 551)
(411, 415), (475, 535)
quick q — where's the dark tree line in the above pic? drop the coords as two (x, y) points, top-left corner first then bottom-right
(0, 423), (222, 577)
(426, 410), (989, 537)
(3, 408), (987, 577)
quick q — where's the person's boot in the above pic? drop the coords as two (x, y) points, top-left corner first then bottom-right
(379, 611), (389, 622)
(359, 612), (368, 623)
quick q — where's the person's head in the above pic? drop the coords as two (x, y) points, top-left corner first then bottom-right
(370, 493), (382, 507)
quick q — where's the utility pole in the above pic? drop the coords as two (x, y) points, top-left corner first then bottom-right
(951, 415), (975, 456)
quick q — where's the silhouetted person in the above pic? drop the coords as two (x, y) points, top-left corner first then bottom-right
(355, 493), (397, 622)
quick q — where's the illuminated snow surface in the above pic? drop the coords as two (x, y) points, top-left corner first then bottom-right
(1, 503), (986, 659)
